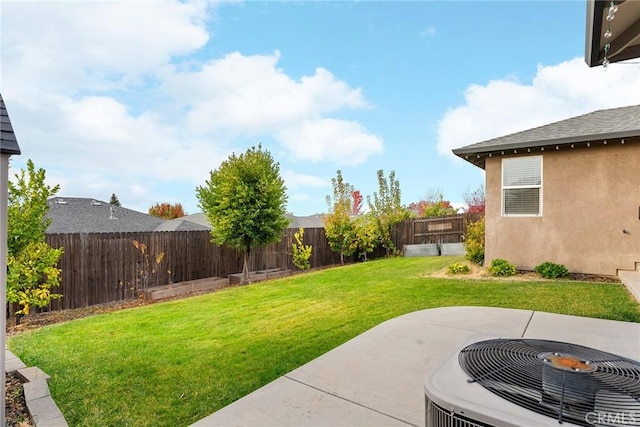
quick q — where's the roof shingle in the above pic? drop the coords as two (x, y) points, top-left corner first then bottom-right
(1, 93), (21, 155)
(46, 197), (165, 234)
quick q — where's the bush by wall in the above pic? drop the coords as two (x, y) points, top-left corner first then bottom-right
(464, 217), (485, 265)
(535, 261), (570, 279)
(488, 258), (516, 277)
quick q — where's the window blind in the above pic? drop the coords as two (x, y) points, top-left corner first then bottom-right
(502, 156), (541, 187)
(502, 156), (542, 216)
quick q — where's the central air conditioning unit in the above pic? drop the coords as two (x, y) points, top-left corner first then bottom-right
(424, 336), (640, 427)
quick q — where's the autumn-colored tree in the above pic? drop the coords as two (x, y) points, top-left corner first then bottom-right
(367, 170), (410, 257)
(131, 240), (165, 297)
(409, 190), (457, 217)
(463, 184), (486, 215)
(351, 190), (364, 215)
(324, 170), (357, 265)
(148, 202), (187, 219)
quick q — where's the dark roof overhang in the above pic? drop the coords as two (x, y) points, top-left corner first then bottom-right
(1, 94), (21, 156)
(585, 0), (640, 67)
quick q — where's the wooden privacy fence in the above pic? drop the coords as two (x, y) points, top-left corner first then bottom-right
(44, 228), (344, 310)
(43, 213), (482, 311)
(392, 213), (483, 245)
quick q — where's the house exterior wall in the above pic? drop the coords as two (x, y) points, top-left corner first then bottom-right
(485, 140), (640, 276)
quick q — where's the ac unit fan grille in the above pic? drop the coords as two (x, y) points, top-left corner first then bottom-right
(458, 339), (640, 427)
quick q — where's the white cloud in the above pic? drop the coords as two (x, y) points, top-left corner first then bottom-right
(282, 171), (328, 190)
(277, 118), (384, 166)
(2, 0), (211, 97)
(159, 50), (381, 165)
(437, 57), (640, 158)
(162, 51), (370, 136)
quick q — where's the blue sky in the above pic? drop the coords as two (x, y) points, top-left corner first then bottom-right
(2, 1), (639, 216)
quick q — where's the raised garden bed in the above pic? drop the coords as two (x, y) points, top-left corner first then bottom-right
(403, 244), (439, 257)
(440, 242), (465, 256)
(228, 268), (293, 285)
(144, 277), (229, 301)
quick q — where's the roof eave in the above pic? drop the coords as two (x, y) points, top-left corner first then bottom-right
(453, 129), (640, 169)
(1, 93), (22, 155)
(585, 0), (606, 67)
(0, 145), (21, 156)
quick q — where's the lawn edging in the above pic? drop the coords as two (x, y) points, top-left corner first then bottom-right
(6, 348), (67, 426)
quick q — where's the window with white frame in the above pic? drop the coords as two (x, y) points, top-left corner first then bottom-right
(502, 156), (542, 216)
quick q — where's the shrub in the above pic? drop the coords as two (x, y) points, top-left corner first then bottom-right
(535, 261), (570, 279)
(448, 263), (470, 275)
(7, 241), (63, 316)
(464, 217), (485, 265)
(488, 258), (516, 277)
(292, 228), (312, 270)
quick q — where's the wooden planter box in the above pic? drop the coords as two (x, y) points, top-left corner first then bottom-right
(144, 277), (229, 301)
(228, 268), (293, 285)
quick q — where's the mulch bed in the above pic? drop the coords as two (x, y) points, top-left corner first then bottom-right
(6, 372), (32, 427)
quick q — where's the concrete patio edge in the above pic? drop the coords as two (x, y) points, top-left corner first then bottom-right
(192, 306), (640, 427)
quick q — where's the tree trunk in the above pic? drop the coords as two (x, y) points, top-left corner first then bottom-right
(241, 247), (251, 285)
(7, 303), (19, 327)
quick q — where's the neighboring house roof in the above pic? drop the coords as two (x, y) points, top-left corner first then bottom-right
(1, 93), (21, 155)
(177, 212), (325, 230)
(453, 104), (640, 169)
(154, 217), (211, 232)
(45, 200), (324, 234)
(46, 197), (165, 234)
(286, 213), (325, 229)
(179, 212), (212, 229)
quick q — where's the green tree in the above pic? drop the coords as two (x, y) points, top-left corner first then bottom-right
(8, 159), (59, 256)
(324, 170), (357, 265)
(7, 159), (63, 319)
(7, 242), (63, 316)
(352, 213), (379, 261)
(367, 170), (410, 257)
(109, 193), (121, 206)
(196, 145), (289, 285)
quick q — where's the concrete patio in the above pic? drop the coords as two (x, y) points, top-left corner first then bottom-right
(192, 306), (640, 427)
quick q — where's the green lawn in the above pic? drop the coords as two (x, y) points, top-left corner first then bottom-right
(9, 256), (640, 426)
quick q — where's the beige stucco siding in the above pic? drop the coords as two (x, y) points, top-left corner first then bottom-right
(485, 141), (640, 276)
